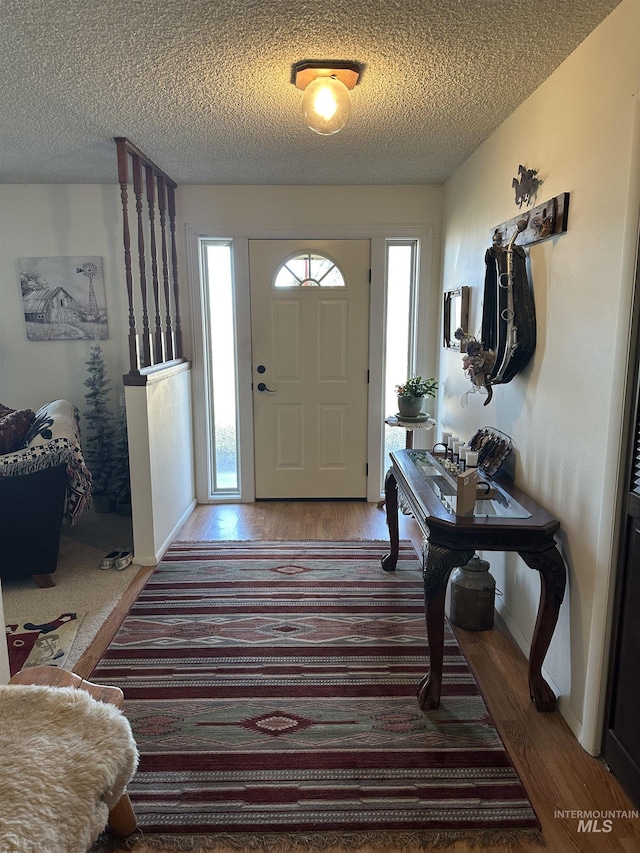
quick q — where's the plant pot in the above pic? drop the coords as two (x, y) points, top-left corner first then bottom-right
(397, 395), (424, 418)
(116, 499), (132, 517)
(92, 493), (114, 513)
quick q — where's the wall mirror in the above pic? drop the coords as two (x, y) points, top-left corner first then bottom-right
(443, 286), (469, 349)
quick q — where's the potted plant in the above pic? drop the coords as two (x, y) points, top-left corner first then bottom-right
(395, 375), (437, 419)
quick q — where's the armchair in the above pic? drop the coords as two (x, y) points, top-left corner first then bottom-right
(0, 399), (92, 586)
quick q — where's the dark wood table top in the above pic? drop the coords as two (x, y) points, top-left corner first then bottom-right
(389, 449), (560, 551)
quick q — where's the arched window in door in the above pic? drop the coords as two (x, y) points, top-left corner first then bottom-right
(273, 252), (346, 288)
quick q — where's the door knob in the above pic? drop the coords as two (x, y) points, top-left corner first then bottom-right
(257, 382), (277, 393)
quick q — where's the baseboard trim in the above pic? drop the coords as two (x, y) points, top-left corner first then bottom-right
(133, 499), (197, 566)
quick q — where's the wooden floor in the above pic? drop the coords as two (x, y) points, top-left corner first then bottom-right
(77, 502), (640, 852)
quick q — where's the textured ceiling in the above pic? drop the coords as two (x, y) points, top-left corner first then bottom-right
(0, 0), (622, 185)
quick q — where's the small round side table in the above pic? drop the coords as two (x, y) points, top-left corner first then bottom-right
(378, 416), (436, 508)
(385, 415), (436, 449)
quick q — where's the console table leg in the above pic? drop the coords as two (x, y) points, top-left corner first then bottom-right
(417, 587), (447, 710)
(520, 545), (567, 712)
(418, 543), (474, 710)
(381, 468), (399, 572)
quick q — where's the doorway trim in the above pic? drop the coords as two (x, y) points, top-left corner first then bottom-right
(187, 224), (436, 505)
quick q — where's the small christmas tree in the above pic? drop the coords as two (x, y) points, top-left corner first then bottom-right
(83, 341), (115, 503)
(109, 393), (131, 510)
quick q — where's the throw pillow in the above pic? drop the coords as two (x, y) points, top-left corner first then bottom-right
(0, 408), (36, 455)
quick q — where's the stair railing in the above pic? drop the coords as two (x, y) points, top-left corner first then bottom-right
(115, 137), (185, 378)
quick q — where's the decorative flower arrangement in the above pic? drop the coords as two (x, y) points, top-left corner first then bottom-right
(395, 375), (438, 398)
(454, 329), (496, 389)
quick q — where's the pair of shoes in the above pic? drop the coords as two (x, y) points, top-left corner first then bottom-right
(114, 549), (133, 571)
(99, 549), (133, 571)
(99, 549), (121, 570)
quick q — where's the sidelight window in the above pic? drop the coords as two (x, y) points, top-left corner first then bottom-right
(201, 240), (239, 493)
(383, 241), (419, 475)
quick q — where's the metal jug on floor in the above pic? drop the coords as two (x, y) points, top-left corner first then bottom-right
(450, 554), (496, 631)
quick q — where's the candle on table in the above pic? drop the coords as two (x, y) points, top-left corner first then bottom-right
(465, 450), (478, 468)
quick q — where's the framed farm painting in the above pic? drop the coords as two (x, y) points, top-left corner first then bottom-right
(18, 256), (109, 341)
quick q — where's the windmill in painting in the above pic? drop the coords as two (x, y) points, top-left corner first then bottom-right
(18, 256), (108, 341)
(77, 260), (100, 321)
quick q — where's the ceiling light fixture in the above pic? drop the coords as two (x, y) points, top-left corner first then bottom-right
(292, 60), (362, 135)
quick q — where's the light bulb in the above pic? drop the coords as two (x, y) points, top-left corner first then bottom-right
(313, 87), (338, 121)
(301, 76), (352, 135)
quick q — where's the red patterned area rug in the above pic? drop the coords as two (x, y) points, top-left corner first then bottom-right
(91, 540), (542, 850)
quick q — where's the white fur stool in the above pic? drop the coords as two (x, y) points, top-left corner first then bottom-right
(0, 666), (138, 853)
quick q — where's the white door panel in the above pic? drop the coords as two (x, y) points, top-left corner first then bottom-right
(250, 239), (370, 499)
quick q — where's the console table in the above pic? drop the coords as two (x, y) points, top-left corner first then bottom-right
(381, 449), (566, 712)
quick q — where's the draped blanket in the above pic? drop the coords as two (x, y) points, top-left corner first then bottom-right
(0, 399), (92, 524)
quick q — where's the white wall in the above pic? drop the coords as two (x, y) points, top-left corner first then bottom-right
(0, 184), (129, 414)
(179, 184), (442, 230)
(125, 364), (196, 565)
(439, 0), (640, 752)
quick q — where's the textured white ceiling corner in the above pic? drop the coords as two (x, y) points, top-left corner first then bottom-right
(0, 0), (622, 185)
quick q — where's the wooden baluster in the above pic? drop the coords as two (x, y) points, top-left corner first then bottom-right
(116, 137), (186, 372)
(157, 176), (174, 361)
(132, 154), (151, 368)
(115, 138), (139, 374)
(145, 164), (163, 365)
(167, 183), (183, 359)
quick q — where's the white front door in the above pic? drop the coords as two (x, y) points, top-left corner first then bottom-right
(249, 239), (370, 499)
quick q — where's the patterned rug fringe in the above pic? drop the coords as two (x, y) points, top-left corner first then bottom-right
(95, 827), (546, 851)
